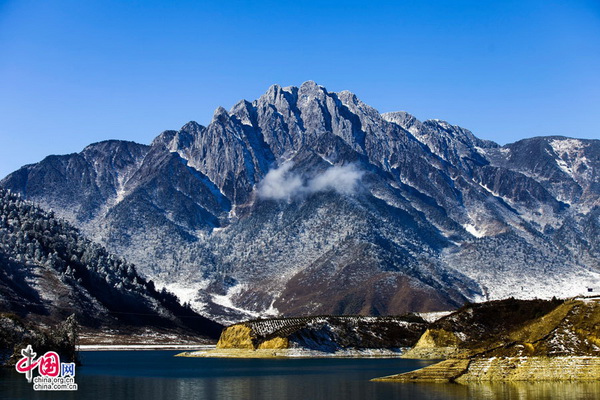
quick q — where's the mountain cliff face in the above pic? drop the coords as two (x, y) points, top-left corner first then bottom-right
(2, 81), (600, 323)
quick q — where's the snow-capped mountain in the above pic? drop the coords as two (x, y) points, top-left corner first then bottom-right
(2, 81), (599, 324)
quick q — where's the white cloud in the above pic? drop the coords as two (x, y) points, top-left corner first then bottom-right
(307, 164), (364, 195)
(257, 162), (304, 200)
(257, 162), (364, 200)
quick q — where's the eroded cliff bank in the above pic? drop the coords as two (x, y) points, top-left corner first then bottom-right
(374, 297), (600, 382)
(374, 356), (600, 382)
(181, 315), (428, 358)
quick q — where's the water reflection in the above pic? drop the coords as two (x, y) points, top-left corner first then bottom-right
(1, 352), (600, 400)
(78, 377), (600, 400)
(463, 382), (600, 400)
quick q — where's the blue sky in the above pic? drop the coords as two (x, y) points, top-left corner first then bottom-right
(1, 0), (599, 178)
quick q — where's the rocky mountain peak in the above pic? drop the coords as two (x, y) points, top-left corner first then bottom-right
(151, 130), (179, 149)
(382, 111), (421, 133)
(336, 90), (358, 105)
(229, 100), (256, 127)
(2, 82), (599, 324)
(298, 80), (323, 93)
(181, 120), (205, 133)
(212, 106), (230, 124)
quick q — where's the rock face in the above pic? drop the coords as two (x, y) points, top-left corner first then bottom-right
(2, 81), (600, 323)
(216, 324), (256, 349)
(374, 297), (600, 382)
(403, 297), (600, 359)
(374, 357), (600, 382)
(373, 359), (471, 382)
(215, 315), (428, 352)
(458, 357), (600, 382)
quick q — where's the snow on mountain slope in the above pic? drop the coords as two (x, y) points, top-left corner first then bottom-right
(2, 82), (600, 324)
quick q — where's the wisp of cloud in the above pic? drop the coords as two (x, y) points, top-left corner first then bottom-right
(257, 162), (304, 200)
(258, 162), (364, 200)
(308, 164), (364, 195)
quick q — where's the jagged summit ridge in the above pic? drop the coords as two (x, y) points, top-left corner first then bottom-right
(2, 82), (600, 324)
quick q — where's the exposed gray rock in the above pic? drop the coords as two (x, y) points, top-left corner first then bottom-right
(2, 82), (599, 324)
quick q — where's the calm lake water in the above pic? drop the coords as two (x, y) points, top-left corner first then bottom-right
(2, 351), (600, 400)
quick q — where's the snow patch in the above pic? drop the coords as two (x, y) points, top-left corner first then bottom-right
(211, 284), (261, 320)
(549, 139), (590, 180)
(79, 344), (212, 351)
(416, 311), (453, 323)
(463, 224), (485, 238)
(550, 138), (584, 154)
(163, 281), (208, 305)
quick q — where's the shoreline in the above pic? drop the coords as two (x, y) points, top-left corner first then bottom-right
(177, 347), (407, 359)
(78, 344), (216, 351)
(372, 356), (600, 382)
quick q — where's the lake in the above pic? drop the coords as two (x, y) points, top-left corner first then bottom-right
(2, 351), (600, 399)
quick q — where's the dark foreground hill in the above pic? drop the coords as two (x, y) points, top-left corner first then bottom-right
(0, 188), (223, 343)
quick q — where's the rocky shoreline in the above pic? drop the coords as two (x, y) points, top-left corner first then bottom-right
(374, 356), (600, 382)
(178, 314), (426, 358)
(177, 347), (405, 359)
(181, 297), (600, 382)
(372, 297), (600, 382)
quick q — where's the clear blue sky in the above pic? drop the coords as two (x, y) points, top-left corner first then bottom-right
(1, 0), (599, 178)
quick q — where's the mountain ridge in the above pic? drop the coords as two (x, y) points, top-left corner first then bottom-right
(2, 81), (599, 324)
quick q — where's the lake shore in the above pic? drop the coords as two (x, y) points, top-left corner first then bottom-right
(373, 356), (600, 382)
(177, 347), (406, 358)
(77, 329), (217, 351)
(79, 344), (215, 351)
